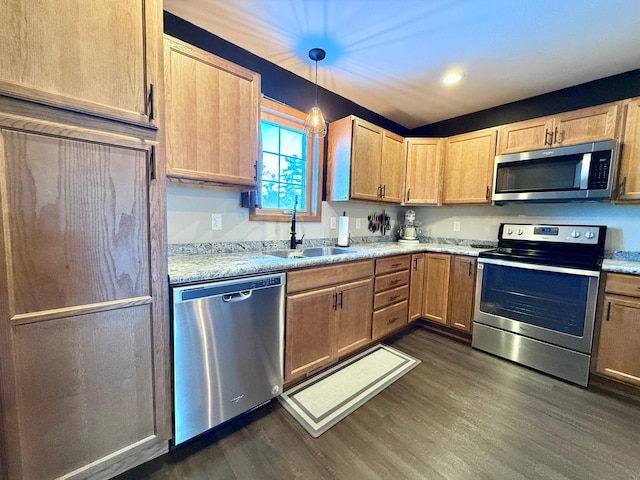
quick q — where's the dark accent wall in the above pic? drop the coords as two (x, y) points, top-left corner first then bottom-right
(165, 12), (640, 140)
(164, 12), (411, 136)
(410, 69), (640, 137)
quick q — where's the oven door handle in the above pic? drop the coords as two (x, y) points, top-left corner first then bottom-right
(478, 257), (600, 277)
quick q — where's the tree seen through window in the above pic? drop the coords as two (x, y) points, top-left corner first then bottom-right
(260, 120), (307, 210)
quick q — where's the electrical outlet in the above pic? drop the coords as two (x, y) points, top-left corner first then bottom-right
(330, 217), (337, 229)
(453, 221), (461, 232)
(355, 218), (361, 229)
(211, 214), (222, 230)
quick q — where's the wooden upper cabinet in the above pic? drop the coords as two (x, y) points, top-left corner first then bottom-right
(442, 128), (496, 205)
(497, 102), (622, 155)
(616, 98), (640, 202)
(380, 130), (406, 203)
(0, 0), (160, 125)
(327, 116), (405, 203)
(164, 35), (261, 187)
(351, 119), (384, 201)
(404, 138), (444, 205)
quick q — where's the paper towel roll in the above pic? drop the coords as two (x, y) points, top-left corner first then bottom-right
(337, 216), (349, 246)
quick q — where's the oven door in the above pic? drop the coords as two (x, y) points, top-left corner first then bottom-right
(474, 257), (600, 353)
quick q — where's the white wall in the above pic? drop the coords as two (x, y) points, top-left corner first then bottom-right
(167, 186), (640, 251)
(166, 185), (402, 244)
(416, 202), (640, 251)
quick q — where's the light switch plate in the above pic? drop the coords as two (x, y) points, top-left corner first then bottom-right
(453, 221), (461, 232)
(330, 217), (337, 229)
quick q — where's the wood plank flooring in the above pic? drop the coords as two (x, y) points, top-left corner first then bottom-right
(116, 326), (640, 480)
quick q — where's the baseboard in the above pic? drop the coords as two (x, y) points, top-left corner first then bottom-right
(416, 319), (472, 345)
(589, 373), (640, 407)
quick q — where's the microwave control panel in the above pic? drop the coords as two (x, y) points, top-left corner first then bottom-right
(587, 150), (612, 189)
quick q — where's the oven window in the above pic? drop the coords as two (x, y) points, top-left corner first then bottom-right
(480, 264), (590, 336)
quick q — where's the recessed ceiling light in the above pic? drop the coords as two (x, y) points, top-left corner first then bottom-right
(442, 72), (464, 85)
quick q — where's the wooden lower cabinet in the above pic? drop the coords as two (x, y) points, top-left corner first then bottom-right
(409, 254), (425, 321)
(422, 254), (451, 324)
(372, 256), (410, 340)
(594, 273), (640, 386)
(422, 253), (476, 333)
(0, 108), (168, 479)
(284, 261), (374, 383)
(447, 256), (477, 332)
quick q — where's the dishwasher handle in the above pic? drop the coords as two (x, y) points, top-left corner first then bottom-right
(222, 291), (253, 302)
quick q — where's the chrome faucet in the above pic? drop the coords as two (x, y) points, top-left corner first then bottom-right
(290, 195), (304, 249)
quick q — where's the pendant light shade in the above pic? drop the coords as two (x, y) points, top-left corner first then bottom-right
(303, 48), (327, 138)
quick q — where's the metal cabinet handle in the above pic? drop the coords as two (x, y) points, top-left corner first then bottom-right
(407, 189), (411, 201)
(333, 292), (338, 311)
(544, 128), (553, 146)
(147, 83), (155, 120)
(605, 301), (612, 321)
(381, 184), (386, 198)
(553, 126), (561, 144)
(339, 291), (343, 309)
(468, 261), (472, 276)
(390, 279), (402, 285)
(413, 258), (418, 271)
(389, 294), (401, 301)
(485, 186), (490, 201)
(387, 317), (399, 325)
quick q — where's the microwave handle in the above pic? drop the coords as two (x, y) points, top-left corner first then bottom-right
(579, 153), (591, 189)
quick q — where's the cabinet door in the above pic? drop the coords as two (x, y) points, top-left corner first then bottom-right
(447, 256), (476, 332)
(409, 254), (425, 322)
(0, 0), (160, 125)
(350, 118), (383, 201)
(379, 130), (405, 203)
(497, 116), (554, 155)
(442, 129), (496, 205)
(0, 124), (167, 479)
(164, 36), (260, 186)
(335, 279), (373, 357)
(595, 295), (640, 386)
(285, 287), (336, 383)
(617, 98), (640, 202)
(554, 103), (621, 147)
(422, 254), (451, 324)
(404, 138), (443, 205)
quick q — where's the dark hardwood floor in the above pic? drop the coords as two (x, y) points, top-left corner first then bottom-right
(116, 327), (640, 480)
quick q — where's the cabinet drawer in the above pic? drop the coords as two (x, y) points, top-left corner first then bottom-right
(374, 270), (409, 293)
(287, 260), (374, 293)
(375, 255), (410, 275)
(605, 273), (640, 298)
(372, 301), (408, 340)
(374, 285), (409, 310)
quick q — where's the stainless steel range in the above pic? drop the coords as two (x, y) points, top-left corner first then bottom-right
(472, 223), (606, 386)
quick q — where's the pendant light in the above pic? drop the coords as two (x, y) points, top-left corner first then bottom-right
(303, 48), (327, 138)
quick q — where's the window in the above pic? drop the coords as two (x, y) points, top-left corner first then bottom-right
(250, 98), (322, 222)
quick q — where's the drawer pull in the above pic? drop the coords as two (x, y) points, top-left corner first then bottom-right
(389, 279), (402, 285)
(387, 317), (399, 325)
(605, 301), (611, 321)
(391, 263), (402, 268)
(389, 294), (401, 301)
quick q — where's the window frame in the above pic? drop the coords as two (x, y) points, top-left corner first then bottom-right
(250, 97), (323, 222)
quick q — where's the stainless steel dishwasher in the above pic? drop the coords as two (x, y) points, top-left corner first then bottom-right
(171, 272), (285, 446)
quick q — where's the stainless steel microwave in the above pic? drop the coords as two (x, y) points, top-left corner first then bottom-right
(492, 140), (619, 204)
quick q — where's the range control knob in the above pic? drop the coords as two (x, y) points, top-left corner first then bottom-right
(584, 231), (595, 239)
(570, 230), (581, 238)
(506, 228), (513, 235)
(516, 228), (524, 236)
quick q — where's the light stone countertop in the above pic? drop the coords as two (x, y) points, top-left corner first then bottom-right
(168, 242), (491, 285)
(602, 259), (640, 275)
(168, 241), (640, 285)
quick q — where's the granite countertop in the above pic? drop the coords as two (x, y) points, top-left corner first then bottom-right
(168, 241), (640, 285)
(168, 242), (491, 285)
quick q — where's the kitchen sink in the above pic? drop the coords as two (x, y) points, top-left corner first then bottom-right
(264, 246), (356, 258)
(300, 247), (356, 257)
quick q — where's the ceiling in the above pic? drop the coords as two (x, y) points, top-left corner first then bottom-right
(164, 0), (640, 130)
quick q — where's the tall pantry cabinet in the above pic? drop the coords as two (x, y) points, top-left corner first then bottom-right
(0, 1), (169, 480)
